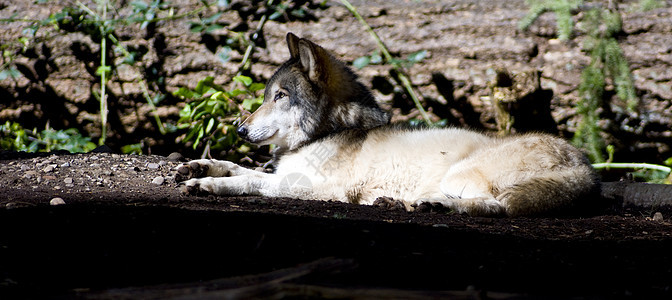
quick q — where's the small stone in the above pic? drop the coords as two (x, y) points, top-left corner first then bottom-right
(147, 162), (160, 169)
(60, 162), (71, 168)
(50, 197), (65, 205)
(53, 186), (61, 190)
(152, 176), (165, 185)
(653, 212), (664, 222)
(64, 177), (73, 184)
(20, 165), (30, 171)
(167, 152), (185, 162)
(42, 164), (58, 173)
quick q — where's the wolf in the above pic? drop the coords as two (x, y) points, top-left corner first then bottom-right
(175, 33), (599, 217)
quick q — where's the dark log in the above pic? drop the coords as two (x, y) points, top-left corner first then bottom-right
(601, 181), (672, 211)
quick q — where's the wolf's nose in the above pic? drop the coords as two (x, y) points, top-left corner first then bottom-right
(237, 126), (248, 138)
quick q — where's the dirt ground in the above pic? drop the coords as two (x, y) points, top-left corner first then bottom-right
(1, 150), (672, 299)
(2, 0), (672, 298)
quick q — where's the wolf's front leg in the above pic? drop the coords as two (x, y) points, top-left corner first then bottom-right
(180, 172), (313, 199)
(181, 175), (261, 196)
(175, 159), (261, 182)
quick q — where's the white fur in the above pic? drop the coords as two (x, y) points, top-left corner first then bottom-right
(179, 127), (596, 216)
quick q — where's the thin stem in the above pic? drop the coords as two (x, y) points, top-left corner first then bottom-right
(147, 6), (205, 23)
(592, 162), (672, 174)
(98, 0), (108, 145)
(0, 18), (42, 23)
(237, 0), (275, 75)
(140, 80), (167, 135)
(339, 0), (432, 125)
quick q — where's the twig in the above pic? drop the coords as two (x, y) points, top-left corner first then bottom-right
(339, 0), (432, 125)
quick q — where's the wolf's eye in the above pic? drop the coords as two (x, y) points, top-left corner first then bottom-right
(274, 91), (287, 102)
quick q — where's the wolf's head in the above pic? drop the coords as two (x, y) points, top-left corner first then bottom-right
(237, 33), (389, 152)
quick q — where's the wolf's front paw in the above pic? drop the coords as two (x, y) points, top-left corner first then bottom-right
(175, 161), (210, 182)
(179, 178), (212, 196)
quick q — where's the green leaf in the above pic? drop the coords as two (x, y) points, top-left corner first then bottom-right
(202, 12), (222, 25)
(205, 24), (224, 33)
(242, 97), (263, 111)
(233, 75), (253, 86)
(370, 51), (382, 64)
(269, 11), (283, 20)
(196, 126), (205, 145)
(665, 157), (672, 167)
(229, 89), (247, 97)
(174, 87), (199, 99)
(406, 50), (427, 64)
(205, 117), (215, 134)
(189, 23), (204, 33)
(217, 46), (232, 64)
(179, 104), (192, 119)
(217, 0), (230, 7)
(249, 82), (265, 92)
(121, 143), (143, 155)
(353, 56), (370, 69)
(0, 67), (21, 80)
(95, 65), (112, 77)
(195, 76), (216, 94)
(184, 124), (199, 142)
(130, 1), (149, 11)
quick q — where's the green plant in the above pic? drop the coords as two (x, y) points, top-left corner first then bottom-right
(519, 0), (582, 41)
(0, 121), (97, 153)
(0, 48), (22, 80)
(576, 7), (638, 163)
(174, 75), (264, 159)
(637, 0), (665, 11)
(340, 0), (432, 125)
(592, 146), (672, 184)
(188, 12), (224, 33)
(121, 142), (144, 155)
(520, 1), (638, 163)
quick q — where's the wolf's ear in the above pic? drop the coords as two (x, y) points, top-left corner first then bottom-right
(286, 33), (325, 82)
(297, 39), (324, 82)
(286, 32), (300, 59)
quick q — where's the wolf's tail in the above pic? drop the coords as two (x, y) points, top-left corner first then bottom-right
(498, 166), (600, 217)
